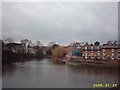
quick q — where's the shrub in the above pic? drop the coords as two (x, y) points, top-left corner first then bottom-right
(52, 46), (67, 62)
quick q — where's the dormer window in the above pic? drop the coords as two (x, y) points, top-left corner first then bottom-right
(85, 46), (87, 50)
(91, 46), (93, 50)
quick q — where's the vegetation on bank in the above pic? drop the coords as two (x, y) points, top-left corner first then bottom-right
(1, 37), (68, 64)
(1, 38), (58, 64)
(2, 50), (44, 64)
(51, 46), (67, 62)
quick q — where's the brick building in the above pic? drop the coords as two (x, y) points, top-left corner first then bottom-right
(65, 42), (84, 59)
(81, 41), (120, 60)
(100, 41), (120, 60)
(81, 42), (101, 60)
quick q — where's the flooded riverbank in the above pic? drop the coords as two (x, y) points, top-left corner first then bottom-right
(2, 58), (118, 88)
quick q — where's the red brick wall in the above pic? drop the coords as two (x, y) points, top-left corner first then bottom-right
(67, 43), (119, 60)
(100, 48), (118, 60)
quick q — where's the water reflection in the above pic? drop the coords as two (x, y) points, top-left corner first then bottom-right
(2, 63), (17, 76)
(68, 65), (118, 76)
(2, 59), (118, 88)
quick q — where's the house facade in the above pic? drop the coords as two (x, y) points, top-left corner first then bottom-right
(66, 41), (120, 60)
(100, 41), (120, 60)
(81, 42), (101, 60)
(66, 42), (83, 57)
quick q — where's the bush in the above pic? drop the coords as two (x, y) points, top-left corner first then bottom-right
(52, 46), (67, 62)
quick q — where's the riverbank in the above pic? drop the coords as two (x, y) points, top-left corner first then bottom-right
(2, 50), (44, 64)
(64, 59), (119, 69)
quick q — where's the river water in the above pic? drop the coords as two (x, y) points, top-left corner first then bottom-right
(2, 58), (118, 88)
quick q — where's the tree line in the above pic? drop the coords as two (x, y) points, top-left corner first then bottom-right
(1, 38), (58, 63)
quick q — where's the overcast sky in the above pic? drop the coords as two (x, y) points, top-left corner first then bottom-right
(2, 2), (118, 45)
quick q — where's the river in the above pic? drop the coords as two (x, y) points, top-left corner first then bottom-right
(2, 58), (118, 88)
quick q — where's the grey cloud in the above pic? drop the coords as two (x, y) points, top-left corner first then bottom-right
(2, 2), (118, 45)
(0, 2), (2, 39)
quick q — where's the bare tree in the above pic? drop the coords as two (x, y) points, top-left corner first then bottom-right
(28, 40), (33, 46)
(21, 39), (29, 46)
(21, 39), (29, 53)
(36, 41), (43, 47)
(48, 41), (55, 47)
(4, 37), (14, 43)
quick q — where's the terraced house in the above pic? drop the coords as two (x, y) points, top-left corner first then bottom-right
(80, 42), (101, 60)
(100, 41), (120, 60)
(66, 40), (120, 60)
(81, 41), (120, 60)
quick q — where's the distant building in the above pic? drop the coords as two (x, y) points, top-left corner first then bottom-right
(81, 42), (100, 60)
(66, 42), (83, 58)
(66, 40), (120, 60)
(3, 43), (26, 54)
(100, 40), (120, 60)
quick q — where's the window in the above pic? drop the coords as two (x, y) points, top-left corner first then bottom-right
(88, 55), (91, 59)
(103, 52), (106, 60)
(94, 55), (96, 57)
(107, 55), (110, 60)
(118, 49), (120, 53)
(85, 46), (87, 50)
(98, 51), (100, 55)
(85, 52), (87, 59)
(98, 53), (100, 56)
(85, 53), (87, 59)
(91, 55), (94, 59)
(112, 53), (114, 56)
(85, 53), (87, 56)
(103, 49), (105, 52)
(111, 55), (114, 60)
(112, 49), (114, 52)
(91, 53), (93, 56)
(103, 53), (105, 56)
(103, 55), (106, 60)
(85, 56), (87, 59)
(97, 46), (99, 50)
(91, 46), (93, 50)
(118, 54), (120, 60)
(98, 56), (100, 59)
